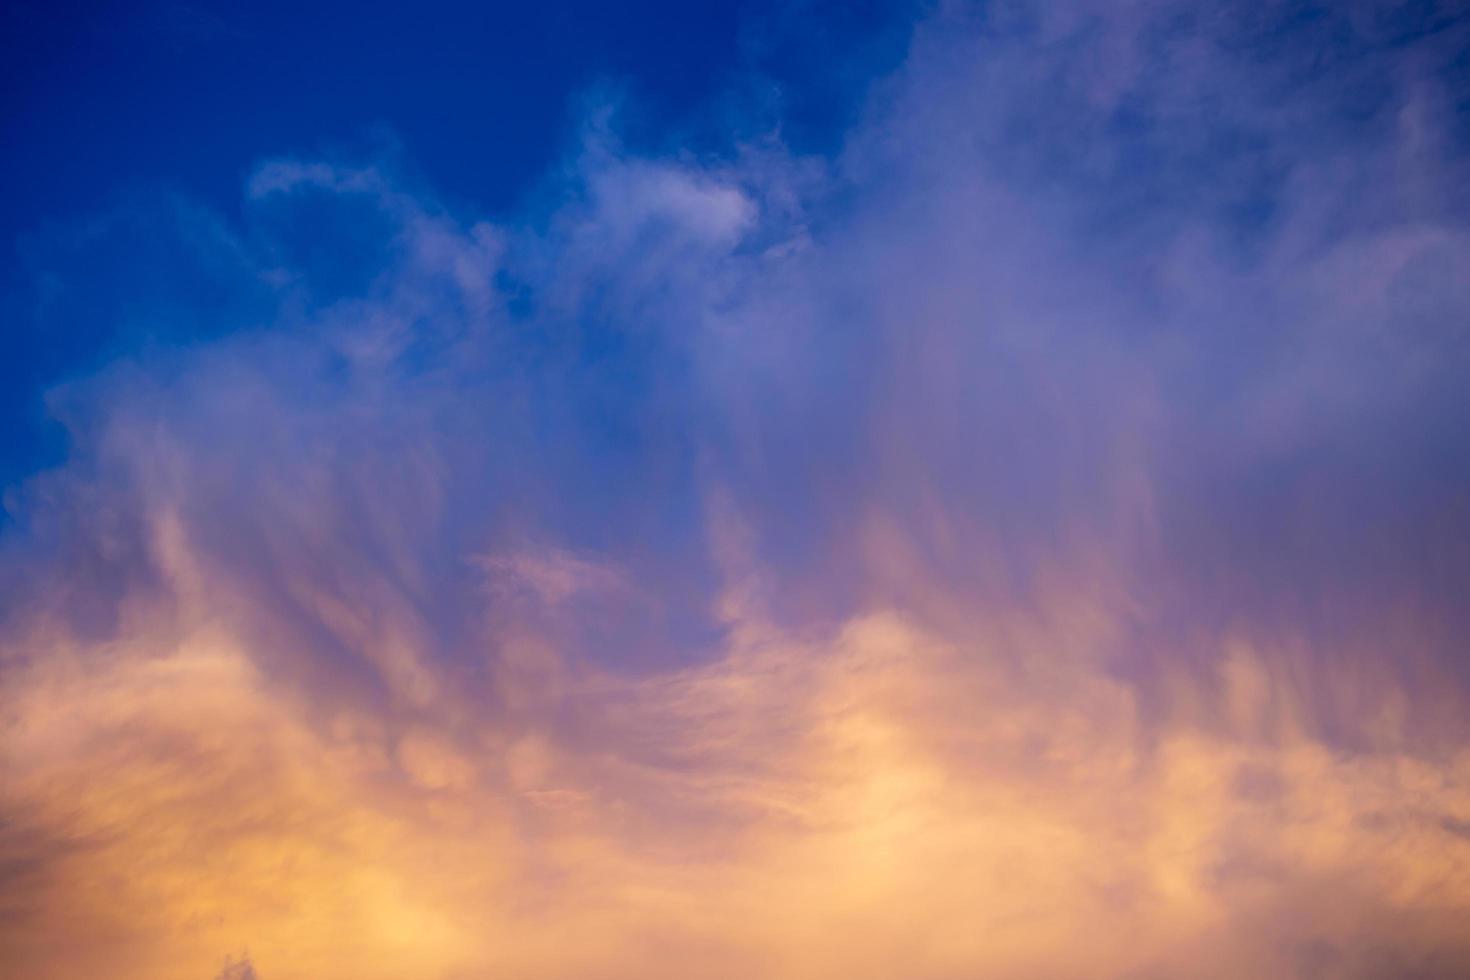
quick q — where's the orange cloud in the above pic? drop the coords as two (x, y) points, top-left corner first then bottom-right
(4, 565), (1467, 979)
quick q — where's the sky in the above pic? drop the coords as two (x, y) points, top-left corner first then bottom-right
(1, 1), (1469, 978)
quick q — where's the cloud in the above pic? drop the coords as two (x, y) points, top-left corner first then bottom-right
(478, 547), (632, 606)
(2, 1), (1469, 978)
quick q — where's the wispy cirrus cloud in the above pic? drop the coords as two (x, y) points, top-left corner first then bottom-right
(2, 2), (1469, 978)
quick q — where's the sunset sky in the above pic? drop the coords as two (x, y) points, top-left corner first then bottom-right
(3, 2), (1470, 978)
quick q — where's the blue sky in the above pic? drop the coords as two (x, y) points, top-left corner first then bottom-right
(3, 3), (1470, 979)
(0, 0), (910, 489)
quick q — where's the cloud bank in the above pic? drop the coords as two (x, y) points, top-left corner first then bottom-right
(3, 2), (1469, 978)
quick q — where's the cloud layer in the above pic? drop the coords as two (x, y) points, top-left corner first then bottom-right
(3, 2), (1470, 978)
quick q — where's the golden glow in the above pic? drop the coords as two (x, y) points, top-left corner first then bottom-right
(4, 572), (1468, 979)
